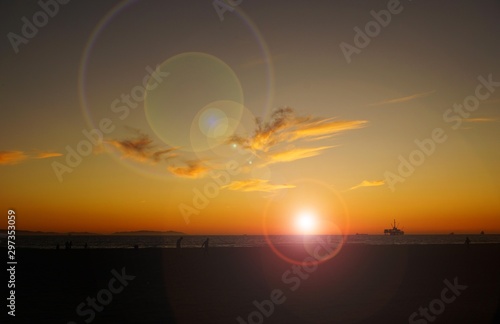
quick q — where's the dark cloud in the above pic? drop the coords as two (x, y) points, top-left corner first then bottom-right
(106, 130), (177, 163)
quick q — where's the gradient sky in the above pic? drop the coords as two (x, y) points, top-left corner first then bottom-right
(1, 0), (499, 235)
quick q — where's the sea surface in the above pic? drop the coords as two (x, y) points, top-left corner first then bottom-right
(2, 234), (500, 249)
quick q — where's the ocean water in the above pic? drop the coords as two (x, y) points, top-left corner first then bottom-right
(3, 234), (500, 249)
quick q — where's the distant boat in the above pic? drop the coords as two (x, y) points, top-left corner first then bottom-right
(384, 219), (404, 235)
(480, 231), (485, 235)
(355, 233), (368, 236)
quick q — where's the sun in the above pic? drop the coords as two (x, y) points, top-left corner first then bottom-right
(295, 211), (317, 234)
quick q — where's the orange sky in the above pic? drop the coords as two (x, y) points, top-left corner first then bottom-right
(1, 1), (500, 235)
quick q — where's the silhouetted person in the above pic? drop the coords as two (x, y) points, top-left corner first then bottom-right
(84, 243), (88, 249)
(56, 243), (60, 250)
(176, 237), (183, 254)
(134, 244), (139, 249)
(201, 238), (209, 255)
(465, 236), (471, 247)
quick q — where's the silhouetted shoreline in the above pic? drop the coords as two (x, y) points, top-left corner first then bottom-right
(3, 234), (500, 249)
(3, 244), (499, 323)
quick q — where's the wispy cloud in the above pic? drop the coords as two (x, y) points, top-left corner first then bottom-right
(222, 178), (295, 192)
(0, 151), (29, 165)
(152, 149), (178, 162)
(267, 146), (333, 164)
(228, 107), (366, 165)
(104, 129), (216, 179)
(292, 118), (366, 141)
(0, 150), (63, 165)
(106, 130), (177, 163)
(368, 90), (435, 107)
(349, 180), (385, 191)
(35, 152), (64, 159)
(167, 160), (210, 178)
(463, 118), (497, 123)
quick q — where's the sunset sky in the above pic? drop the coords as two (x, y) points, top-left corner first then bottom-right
(1, 0), (499, 235)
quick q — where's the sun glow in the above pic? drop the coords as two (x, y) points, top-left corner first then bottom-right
(295, 211), (317, 234)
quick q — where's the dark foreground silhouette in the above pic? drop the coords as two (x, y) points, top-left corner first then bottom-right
(3, 244), (499, 323)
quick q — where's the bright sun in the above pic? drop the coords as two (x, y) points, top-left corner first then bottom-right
(295, 211), (317, 234)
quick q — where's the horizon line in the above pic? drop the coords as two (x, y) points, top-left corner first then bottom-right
(1, 229), (498, 236)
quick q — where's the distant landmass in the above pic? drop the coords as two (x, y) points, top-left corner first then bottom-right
(0, 230), (100, 236)
(112, 230), (185, 236)
(0, 230), (185, 236)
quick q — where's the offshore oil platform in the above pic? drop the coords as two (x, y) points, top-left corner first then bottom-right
(384, 219), (404, 235)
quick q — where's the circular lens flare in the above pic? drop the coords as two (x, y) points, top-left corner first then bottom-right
(144, 52), (244, 152)
(198, 108), (229, 138)
(262, 179), (350, 266)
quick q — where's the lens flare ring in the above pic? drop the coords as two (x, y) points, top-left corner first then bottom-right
(262, 179), (350, 266)
(76, 1), (275, 178)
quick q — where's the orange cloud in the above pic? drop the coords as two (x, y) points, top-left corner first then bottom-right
(0, 150), (63, 165)
(223, 179), (295, 192)
(167, 161), (210, 178)
(463, 118), (497, 123)
(35, 152), (64, 159)
(292, 118), (366, 141)
(228, 107), (366, 165)
(267, 146), (333, 164)
(349, 180), (385, 191)
(0, 151), (28, 165)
